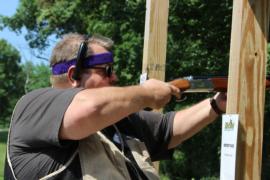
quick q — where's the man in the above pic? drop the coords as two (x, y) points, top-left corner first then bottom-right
(5, 33), (226, 180)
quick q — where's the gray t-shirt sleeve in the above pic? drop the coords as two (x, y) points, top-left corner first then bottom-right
(8, 87), (83, 179)
(10, 87), (82, 148)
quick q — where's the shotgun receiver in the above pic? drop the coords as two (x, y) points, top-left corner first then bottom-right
(169, 76), (270, 93)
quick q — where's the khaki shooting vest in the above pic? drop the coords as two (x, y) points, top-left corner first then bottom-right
(78, 131), (160, 180)
(37, 131), (159, 180)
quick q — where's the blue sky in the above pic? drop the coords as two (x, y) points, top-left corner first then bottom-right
(0, 0), (52, 64)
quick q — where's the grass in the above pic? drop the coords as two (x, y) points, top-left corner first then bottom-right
(0, 130), (8, 180)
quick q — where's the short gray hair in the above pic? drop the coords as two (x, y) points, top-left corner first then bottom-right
(50, 33), (114, 66)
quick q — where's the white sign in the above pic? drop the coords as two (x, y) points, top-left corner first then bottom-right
(220, 114), (239, 180)
(140, 73), (148, 85)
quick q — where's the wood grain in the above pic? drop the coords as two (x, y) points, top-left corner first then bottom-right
(141, 0), (169, 172)
(227, 0), (269, 179)
(142, 0), (169, 81)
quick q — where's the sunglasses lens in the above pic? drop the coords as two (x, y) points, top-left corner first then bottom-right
(106, 66), (113, 77)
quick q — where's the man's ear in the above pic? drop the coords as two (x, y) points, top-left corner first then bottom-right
(67, 66), (80, 87)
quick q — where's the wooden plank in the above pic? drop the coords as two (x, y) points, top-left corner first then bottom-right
(142, 0), (169, 81)
(227, 0), (270, 179)
(141, 0), (169, 171)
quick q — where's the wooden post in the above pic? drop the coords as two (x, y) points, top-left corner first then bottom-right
(142, 0), (169, 81)
(227, 0), (270, 179)
(142, 0), (169, 171)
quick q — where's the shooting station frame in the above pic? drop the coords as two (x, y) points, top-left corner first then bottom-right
(141, 0), (270, 179)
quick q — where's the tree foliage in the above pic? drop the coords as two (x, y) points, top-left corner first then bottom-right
(1, 0), (270, 179)
(0, 40), (50, 127)
(0, 39), (24, 126)
(22, 61), (50, 93)
(0, 0), (232, 85)
(1, 0), (147, 85)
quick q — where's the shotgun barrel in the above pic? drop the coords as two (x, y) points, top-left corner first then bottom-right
(169, 76), (270, 93)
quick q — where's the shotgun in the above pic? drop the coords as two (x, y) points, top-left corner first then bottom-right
(169, 76), (270, 93)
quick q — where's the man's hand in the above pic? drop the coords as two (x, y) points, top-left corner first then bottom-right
(141, 79), (180, 109)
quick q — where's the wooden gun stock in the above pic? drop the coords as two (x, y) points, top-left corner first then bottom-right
(169, 76), (270, 93)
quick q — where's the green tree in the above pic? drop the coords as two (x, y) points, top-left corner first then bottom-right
(22, 61), (50, 93)
(0, 0), (147, 85)
(0, 39), (25, 127)
(0, 0), (232, 84)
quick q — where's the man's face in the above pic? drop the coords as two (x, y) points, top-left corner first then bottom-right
(78, 44), (117, 89)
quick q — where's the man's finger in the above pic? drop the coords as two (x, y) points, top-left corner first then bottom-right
(167, 83), (181, 99)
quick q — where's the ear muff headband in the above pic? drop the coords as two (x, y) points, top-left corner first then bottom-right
(72, 41), (88, 80)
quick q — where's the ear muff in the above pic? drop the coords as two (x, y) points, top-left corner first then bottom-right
(72, 40), (88, 80)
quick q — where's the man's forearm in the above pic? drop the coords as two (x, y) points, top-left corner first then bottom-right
(168, 98), (219, 149)
(60, 79), (177, 140)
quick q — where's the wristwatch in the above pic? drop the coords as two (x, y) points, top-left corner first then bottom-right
(210, 98), (224, 115)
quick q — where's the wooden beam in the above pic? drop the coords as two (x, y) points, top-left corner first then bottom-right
(227, 0), (270, 179)
(142, 0), (169, 171)
(142, 0), (169, 81)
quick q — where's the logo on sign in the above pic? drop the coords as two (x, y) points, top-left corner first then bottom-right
(225, 119), (234, 131)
